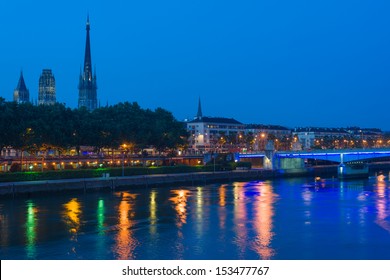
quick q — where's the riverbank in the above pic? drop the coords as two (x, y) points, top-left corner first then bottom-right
(0, 170), (266, 196)
(1, 163), (390, 197)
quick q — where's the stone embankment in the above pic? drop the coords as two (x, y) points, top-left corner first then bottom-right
(0, 163), (389, 197)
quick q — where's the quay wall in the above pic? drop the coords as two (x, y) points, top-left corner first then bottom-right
(1, 163), (390, 197)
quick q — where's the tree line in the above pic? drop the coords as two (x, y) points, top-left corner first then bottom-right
(0, 98), (188, 156)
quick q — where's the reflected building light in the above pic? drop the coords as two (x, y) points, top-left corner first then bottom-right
(374, 179), (390, 234)
(170, 189), (190, 227)
(196, 187), (204, 237)
(97, 199), (105, 235)
(170, 189), (190, 259)
(26, 201), (37, 259)
(219, 185), (226, 207)
(63, 198), (82, 256)
(302, 190), (313, 222)
(233, 183), (248, 258)
(252, 182), (276, 260)
(63, 198), (81, 235)
(96, 199), (106, 257)
(115, 192), (138, 260)
(150, 190), (157, 235)
(218, 185), (227, 235)
(196, 187), (203, 216)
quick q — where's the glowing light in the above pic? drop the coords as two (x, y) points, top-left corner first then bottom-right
(115, 192), (138, 259)
(97, 199), (105, 234)
(63, 198), (81, 234)
(170, 189), (189, 227)
(26, 201), (37, 259)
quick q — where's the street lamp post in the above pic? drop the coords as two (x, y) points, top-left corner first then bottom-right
(122, 152), (124, 177)
(121, 144), (127, 177)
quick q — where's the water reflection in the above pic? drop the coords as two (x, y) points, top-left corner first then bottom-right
(63, 198), (81, 256)
(114, 192), (138, 259)
(233, 182), (248, 258)
(170, 189), (190, 259)
(302, 189), (313, 224)
(150, 190), (157, 235)
(97, 199), (105, 234)
(26, 201), (37, 259)
(4, 178), (390, 260)
(63, 198), (81, 235)
(170, 190), (190, 227)
(219, 185), (227, 207)
(196, 187), (203, 236)
(0, 204), (8, 247)
(375, 176), (390, 233)
(218, 185), (227, 231)
(251, 182), (276, 259)
(96, 199), (106, 257)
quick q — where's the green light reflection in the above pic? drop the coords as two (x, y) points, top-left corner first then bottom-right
(26, 201), (37, 259)
(97, 199), (105, 234)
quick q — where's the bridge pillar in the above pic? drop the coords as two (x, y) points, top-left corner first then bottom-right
(278, 158), (305, 171)
(264, 141), (275, 169)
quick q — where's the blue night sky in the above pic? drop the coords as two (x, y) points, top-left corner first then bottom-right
(1, 0), (390, 130)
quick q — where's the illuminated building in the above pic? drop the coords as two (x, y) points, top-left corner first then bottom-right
(38, 69), (56, 105)
(187, 99), (244, 153)
(13, 72), (30, 103)
(78, 16), (97, 111)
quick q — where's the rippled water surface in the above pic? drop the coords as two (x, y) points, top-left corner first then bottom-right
(1, 177), (390, 260)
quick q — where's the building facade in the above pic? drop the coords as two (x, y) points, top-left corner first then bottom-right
(245, 124), (291, 151)
(186, 98), (245, 153)
(13, 72), (29, 103)
(78, 16), (97, 111)
(294, 127), (383, 150)
(38, 69), (56, 105)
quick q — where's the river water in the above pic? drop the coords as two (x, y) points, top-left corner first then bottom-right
(1, 176), (390, 260)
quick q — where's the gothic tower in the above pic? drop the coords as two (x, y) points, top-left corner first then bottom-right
(38, 69), (56, 105)
(78, 16), (97, 111)
(13, 71), (30, 103)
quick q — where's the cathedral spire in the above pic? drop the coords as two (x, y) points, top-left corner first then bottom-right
(196, 97), (203, 119)
(78, 16), (97, 111)
(84, 15), (92, 81)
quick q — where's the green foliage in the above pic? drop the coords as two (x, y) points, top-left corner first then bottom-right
(0, 101), (188, 155)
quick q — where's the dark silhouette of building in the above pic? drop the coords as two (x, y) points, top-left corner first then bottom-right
(13, 71), (30, 103)
(38, 69), (56, 105)
(78, 16), (97, 111)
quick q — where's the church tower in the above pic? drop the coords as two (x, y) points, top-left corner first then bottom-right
(196, 97), (203, 120)
(13, 71), (30, 103)
(38, 69), (56, 105)
(78, 16), (97, 111)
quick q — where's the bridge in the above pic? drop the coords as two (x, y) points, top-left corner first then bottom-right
(275, 148), (390, 163)
(238, 148), (390, 178)
(239, 148), (390, 163)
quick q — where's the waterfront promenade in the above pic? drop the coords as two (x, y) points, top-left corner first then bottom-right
(2, 162), (390, 196)
(0, 170), (274, 196)
(0, 165), (343, 196)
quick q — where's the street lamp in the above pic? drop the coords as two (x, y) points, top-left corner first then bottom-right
(121, 144), (127, 177)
